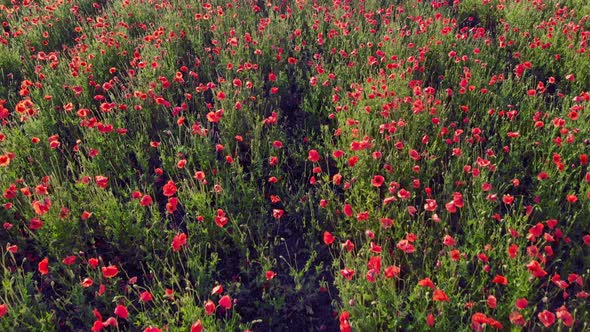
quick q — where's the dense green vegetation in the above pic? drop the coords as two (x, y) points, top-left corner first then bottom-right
(1, 0), (589, 330)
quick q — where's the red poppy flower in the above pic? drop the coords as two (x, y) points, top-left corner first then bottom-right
(191, 320), (203, 332)
(114, 305), (128, 319)
(339, 311), (351, 332)
(162, 180), (177, 197)
(272, 209), (284, 219)
(487, 295), (497, 308)
(442, 235), (456, 247)
(340, 268), (355, 280)
(204, 300), (216, 315)
(139, 291), (153, 302)
(343, 204), (353, 217)
(397, 239), (415, 254)
(0, 154), (10, 167)
(140, 195), (153, 206)
(62, 256), (77, 265)
(384, 265), (401, 279)
(218, 295), (232, 309)
(323, 231), (335, 245)
(143, 327), (162, 332)
(95, 176), (108, 189)
(526, 260), (547, 278)
(166, 197), (178, 214)
(418, 277), (435, 289)
(0, 303), (7, 317)
(164, 288), (175, 300)
(492, 274), (508, 285)
(211, 284), (223, 295)
(266, 270), (276, 280)
(215, 209), (228, 227)
(102, 265), (119, 278)
(566, 194), (578, 203)
(172, 233), (187, 252)
(426, 313), (435, 327)
(98, 284), (106, 296)
(371, 175), (384, 187)
(308, 149), (320, 162)
(502, 194), (514, 205)
(538, 310), (555, 327)
(433, 289), (450, 302)
(515, 298), (528, 310)
(81, 211), (92, 220)
(510, 311), (526, 326)
(397, 189), (411, 200)
(424, 199), (437, 212)
(81, 277), (94, 288)
(555, 306), (573, 327)
(88, 258), (99, 269)
(29, 218), (44, 230)
(38, 257), (49, 275)
(342, 239), (354, 252)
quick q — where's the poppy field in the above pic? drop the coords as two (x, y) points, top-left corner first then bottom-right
(1, 0), (590, 330)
